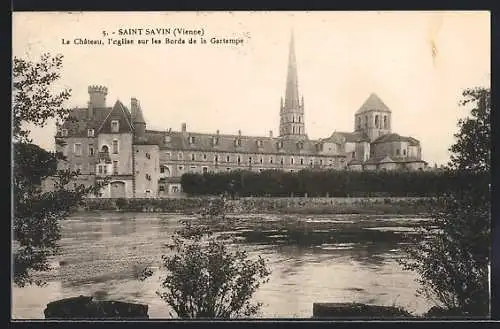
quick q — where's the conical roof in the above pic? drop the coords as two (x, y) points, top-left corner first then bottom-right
(133, 104), (146, 124)
(356, 93), (391, 114)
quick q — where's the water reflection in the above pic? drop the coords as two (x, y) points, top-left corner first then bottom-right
(12, 212), (433, 319)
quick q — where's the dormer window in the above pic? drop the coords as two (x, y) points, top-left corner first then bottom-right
(111, 120), (119, 133)
(61, 129), (68, 137)
(235, 138), (242, 147)
(87, 128), (95, 137)
(277, 141), (283, 149)
(213, 136), (219, 146)
(297, 141), (304, 149)
(257, 140), (263, 148)
(189, 136), (195, 144)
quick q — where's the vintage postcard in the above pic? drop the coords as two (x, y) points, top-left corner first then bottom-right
(12, 11), (491, 320)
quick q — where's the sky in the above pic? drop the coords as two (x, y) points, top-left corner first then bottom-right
(12, 11), (490, 166)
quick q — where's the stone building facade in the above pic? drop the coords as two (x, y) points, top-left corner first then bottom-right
(50, 33), (426, 198)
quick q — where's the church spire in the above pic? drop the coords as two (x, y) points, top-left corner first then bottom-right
(279, 30), (305, 138)
(284, 30), (300, 110)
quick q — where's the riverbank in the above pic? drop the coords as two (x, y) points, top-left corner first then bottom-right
(83, 197), (434, 215)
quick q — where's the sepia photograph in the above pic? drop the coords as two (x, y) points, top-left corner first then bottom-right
(12, 11), (491, 320)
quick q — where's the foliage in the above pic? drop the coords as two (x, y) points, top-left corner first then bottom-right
(141, 200), (271, 319)
(12, 53), (106, 287)
(180, 169), (487, 198)
(13, 53), (72, 144)
(448, 87), (490, 172)
(400, 87), (491, 316)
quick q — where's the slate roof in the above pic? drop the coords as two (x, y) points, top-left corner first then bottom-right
(97, 101), (134, 134)
(143, 130), (334, 156)
(60, 100), (134, 137)
(356, 93), (391, 114)
(371, 133), (420, 146)
(364, 155), (426, 165)
(328, 131), (370, 143)
(348, 159), (363, 165)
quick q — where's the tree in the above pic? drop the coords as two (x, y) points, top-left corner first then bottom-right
(448, 87), (490, 172)
(13, 53), (104, 287)
(141, 200), (271, 319)
(400, 87), (490, 316)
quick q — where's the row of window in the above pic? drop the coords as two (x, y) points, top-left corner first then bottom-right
(71, 141), (120, 156)
(58, 120), (121, 138)
(186, 136), (309, 149)
(280, 115), (303, 124)
(357, 114), (389, 130)
(173, 152), (339, 166)
(396, 149), (407, 156)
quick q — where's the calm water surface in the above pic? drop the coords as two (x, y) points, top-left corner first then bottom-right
(12, 212), (434, 319)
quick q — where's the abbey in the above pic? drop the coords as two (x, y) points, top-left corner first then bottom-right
(52, 33), (427, 198)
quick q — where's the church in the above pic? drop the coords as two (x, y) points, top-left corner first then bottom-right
(51, 33), (427, 198)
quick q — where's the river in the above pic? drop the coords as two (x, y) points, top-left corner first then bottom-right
(11, 212), (434, 319)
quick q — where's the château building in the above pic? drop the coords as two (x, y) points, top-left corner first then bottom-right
(51, 33), (426, 198)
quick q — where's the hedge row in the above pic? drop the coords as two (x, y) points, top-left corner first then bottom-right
(180, 169), (489, 197)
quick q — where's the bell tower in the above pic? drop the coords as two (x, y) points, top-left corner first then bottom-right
(279, 31), (306, 139)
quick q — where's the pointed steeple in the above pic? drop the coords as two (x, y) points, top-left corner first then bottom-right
(279, 30), (306, 139)
(284, 30), (300, 110)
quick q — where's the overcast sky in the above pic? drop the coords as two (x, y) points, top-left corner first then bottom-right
(12, 11), (490, 165)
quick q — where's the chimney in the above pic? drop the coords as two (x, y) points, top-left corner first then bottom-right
(269, 130), (273, 138)
(164, 130), (171, 143)
(131, 97), (138, 119)
(181, 123), (187, 132)
(88, 85), (108, 109)
(216, 129), (220, 135)
(238, 130), (241, 136)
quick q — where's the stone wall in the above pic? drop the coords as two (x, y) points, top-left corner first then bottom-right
(84, 196), (432, 215)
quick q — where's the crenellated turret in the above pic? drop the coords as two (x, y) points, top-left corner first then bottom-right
(88, 85), (108, 118)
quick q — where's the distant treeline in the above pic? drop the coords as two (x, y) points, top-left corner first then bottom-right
(180, 169), (489, 197)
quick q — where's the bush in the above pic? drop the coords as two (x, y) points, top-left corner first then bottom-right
(180, 170), (486, 198)
(140, 200), (271, 318)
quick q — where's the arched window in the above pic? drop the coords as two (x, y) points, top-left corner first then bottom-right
(101, 145), (109, 153)
(384, 116), (388, 129)
(298, 116), (301, 123)
(365, 116), (368, 128)
(375, 115), (379, 128)
(357, 117), (361, 129)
